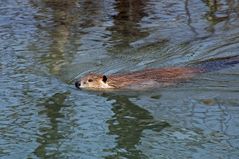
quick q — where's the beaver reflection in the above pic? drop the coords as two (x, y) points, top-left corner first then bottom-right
(104, 95), (170, 158)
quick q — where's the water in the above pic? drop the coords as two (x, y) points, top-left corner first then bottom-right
(0, 0), (239, 158)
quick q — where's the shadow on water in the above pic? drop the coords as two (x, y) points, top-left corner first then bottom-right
(101, 94), (170, 159)
(33, 92), (71, 158)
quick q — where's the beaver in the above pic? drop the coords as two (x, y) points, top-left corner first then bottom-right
(75, 55), (239, 90)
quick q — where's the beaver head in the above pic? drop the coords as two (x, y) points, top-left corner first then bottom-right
(75, 73), (114, 89)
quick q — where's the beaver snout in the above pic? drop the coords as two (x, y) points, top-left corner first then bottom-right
(75, 81), (81, 89)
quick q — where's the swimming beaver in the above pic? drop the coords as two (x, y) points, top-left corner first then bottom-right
(75, 56), (239, 90)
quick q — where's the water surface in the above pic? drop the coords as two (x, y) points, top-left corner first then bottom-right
(1, 0), (239, 158)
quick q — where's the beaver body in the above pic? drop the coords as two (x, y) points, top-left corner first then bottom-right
(75, 55), (239, 90)
(75, 67), (201, 90)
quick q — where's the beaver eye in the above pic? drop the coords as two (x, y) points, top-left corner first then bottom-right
(88, 79), (93, 82)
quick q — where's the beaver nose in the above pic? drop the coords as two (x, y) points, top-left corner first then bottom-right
(75, 81), (81, 89)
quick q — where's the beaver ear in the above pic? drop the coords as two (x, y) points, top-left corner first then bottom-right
(102, 75), (107, 83)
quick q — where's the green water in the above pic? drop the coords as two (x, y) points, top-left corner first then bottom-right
(0, 0), (239, 158)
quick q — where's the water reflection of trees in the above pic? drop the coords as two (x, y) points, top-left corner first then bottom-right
(30, 0), (79, 75)
(185, 0), (198, 35)
(203, 0), (229, 24)
(33, 92), (71, 158)
(103, 95), (170, 159)
(107, 0), (149, 51)
(184, 0), (239, 35)
(202, 0), (239, 28)
(30, 0), (111, 79)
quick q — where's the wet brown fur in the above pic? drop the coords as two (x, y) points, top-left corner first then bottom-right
(77, 67), (201, 89)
